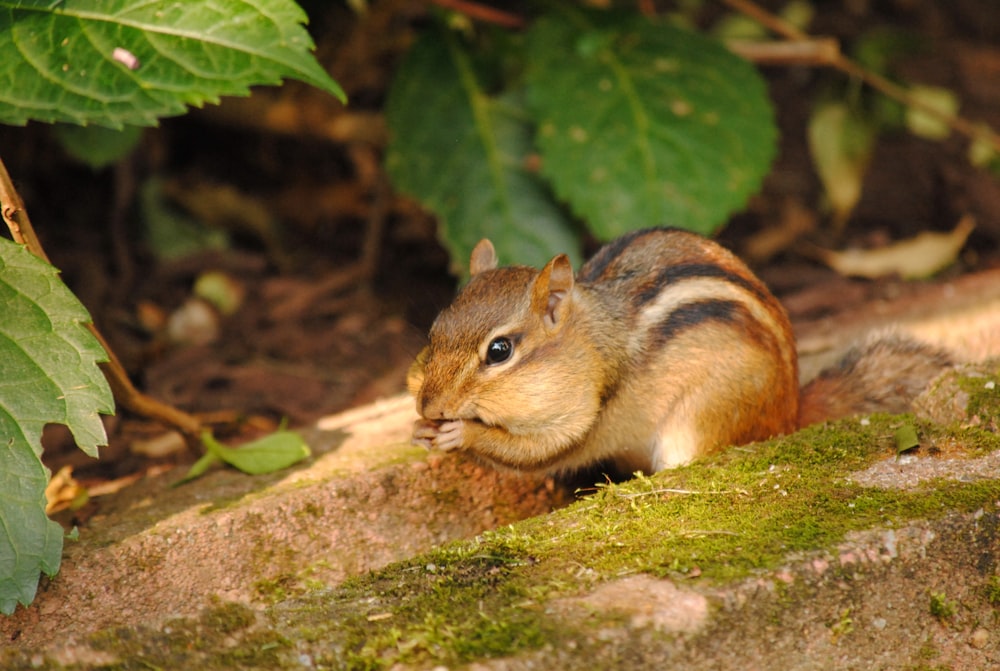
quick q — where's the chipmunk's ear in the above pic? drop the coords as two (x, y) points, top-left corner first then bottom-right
(469, 239), (498, 275)
(532, 254), (574, 330)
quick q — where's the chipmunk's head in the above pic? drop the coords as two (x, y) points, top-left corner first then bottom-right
(411, 239), (587, 430)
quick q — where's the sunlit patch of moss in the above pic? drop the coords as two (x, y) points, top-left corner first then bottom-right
(298, 537), (553, 669)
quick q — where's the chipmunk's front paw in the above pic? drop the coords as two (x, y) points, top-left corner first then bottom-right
(433, 420), (466, 452)
(412, 418), (465, 452)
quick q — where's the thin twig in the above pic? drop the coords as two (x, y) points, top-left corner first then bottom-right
(616, 487), (745, 499)
(677, 529), (742, 538)
(108, 155), (137, 304)
(726, 38), (841, 66)
(722, 0), (1000, 153)
(723, 0), (808, 41)
(430, 0), (525, 28)
(0, 162), (51, 263)
(358, 165), (389, 282)
(0, 155), (203, 449)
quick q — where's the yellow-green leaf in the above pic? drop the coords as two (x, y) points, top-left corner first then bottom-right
(905, 86), (959, 141)
(895, 424), (919, 454)
(202, 430), (311, 476)
(808, 101), (876, 228)
(816, 216), (974, 279)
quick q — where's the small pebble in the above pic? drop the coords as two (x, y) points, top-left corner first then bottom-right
(970, 627), (989, 649)
(167, 297), (219, 346)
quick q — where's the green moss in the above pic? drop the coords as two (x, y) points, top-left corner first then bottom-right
(268, 415), (1000, 669)
(216, 630), (291, 667)
(916, 635), (940, 661)
(929, 591), (957, 622)
(253, 563), (330, 605)
(87, 623), (206, 670)
(955, 364), (1000, 423)
(73, 599), (300, 671)
(254, 575), (294, 603)
(985, 575), (1000, 606)
(331, 540), (552, 668)
(200, 600), (257, 634)
(828, 607), (854, 642)
(296, 501), (324, 518)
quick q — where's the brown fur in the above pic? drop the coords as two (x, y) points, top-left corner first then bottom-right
(798, 331), (952, 427)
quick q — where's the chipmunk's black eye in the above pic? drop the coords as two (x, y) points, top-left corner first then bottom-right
(486, 336), (513, 365)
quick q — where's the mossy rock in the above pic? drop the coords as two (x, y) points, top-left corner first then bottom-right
(5, 367), (999, 670)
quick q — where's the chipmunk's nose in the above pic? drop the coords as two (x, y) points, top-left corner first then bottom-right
(420, 395), (447, 420)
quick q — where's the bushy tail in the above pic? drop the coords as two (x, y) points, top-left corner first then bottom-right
(798, 332), (953, 428)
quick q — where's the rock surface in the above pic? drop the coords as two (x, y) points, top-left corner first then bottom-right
(0, 396), (569, 650)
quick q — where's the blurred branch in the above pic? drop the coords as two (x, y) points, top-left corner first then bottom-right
(430, 0), (525, 28)
(723, 0), (1000, 153)
(727, 38), (840, 66)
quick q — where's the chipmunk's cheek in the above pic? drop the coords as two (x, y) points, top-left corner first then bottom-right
(434, 420), (466, 452)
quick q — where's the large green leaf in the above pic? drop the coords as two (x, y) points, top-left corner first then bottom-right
(0, 0), (345, 128)
(525, 10), (777, 238)
(385, 27), (581, 272)
(0, 238), (114, 615)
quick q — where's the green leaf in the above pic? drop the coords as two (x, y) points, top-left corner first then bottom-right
(852, 28), (924, 77)
(385, 25), (581, 272)
(905, 85), (959, 141)
(0, 238), (114, 615)
(525, 10), (777, 239)
(52, 124), (143, 169)
(894, 424), (920, 454)
(202, 429), (311, 476)
(0, 0), (345, 129)
(174, 450), (223, 487)
(807, 101), (876, 228)
(968, 124), (999, 169)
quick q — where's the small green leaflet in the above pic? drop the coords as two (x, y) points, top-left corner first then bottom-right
(204, 429), (311, 474)
(0, 237), (114, 615)
(807, 101), (875, 229)
(0, 0), (345, 128)
(176, 430), (311, 485)
(894, 424), (920, 454)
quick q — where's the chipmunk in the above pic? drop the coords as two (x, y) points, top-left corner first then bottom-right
(407, 227), (951, 475)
